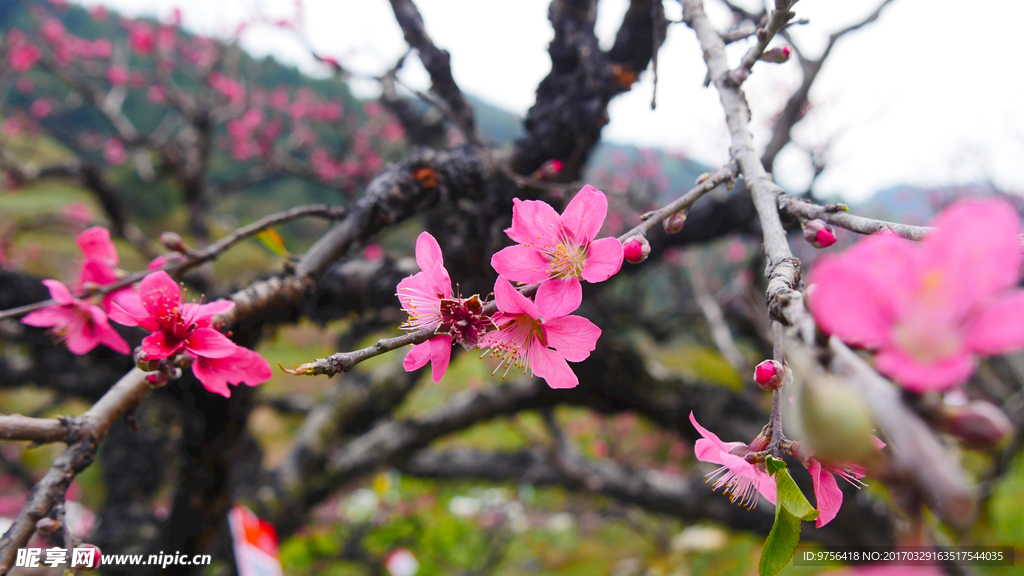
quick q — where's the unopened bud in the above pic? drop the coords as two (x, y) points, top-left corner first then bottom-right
(941, 400), (1012, 449)
(623, 235), (651, 264)
(534, 159), (564, 179)
(35, 517), (60, 535)
(146, 372), (169, 388)
(75, 544), (101, 570)
(760, 46), (792, 63)
(663, 212), (686, 234)
(754, 359), (784, 390)
(802, 219), (836, 248)
(167, 366), (183, 380)
(134, 348), (159, 372)
(160, 231), (187, 253)
(798, 377), (875, 464)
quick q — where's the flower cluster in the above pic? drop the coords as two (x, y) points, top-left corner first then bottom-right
(689, 412), (884, 528)
(21, 227), (133, 356)
(21, 226), (271, 398)
(396, 185), (623, 388)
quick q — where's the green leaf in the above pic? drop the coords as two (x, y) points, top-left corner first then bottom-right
(765, 455), (786, 476)
(758, 460), (819, 576)
(775, 468), (818, 521)
(256, 228), (289, 257)
(759, 500), (801, 576)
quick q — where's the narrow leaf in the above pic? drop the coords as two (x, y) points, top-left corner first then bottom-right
(759, 502), (801, 576)
(256, 228), (289, 257)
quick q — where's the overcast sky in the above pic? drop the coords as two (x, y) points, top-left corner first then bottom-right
(75, 0), (1024, 202)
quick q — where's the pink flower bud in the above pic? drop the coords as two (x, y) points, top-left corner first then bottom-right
(753, 359), (783, 390)
(941, 400), (1012, 449)
(35, 517), (60, 535)
(135, 348), (160, 372)
(663, 212), (686, 234)
(160, 231), (187, 253)
(75, 545), (101, 571)
(760, 46), (792, 63)
(802, 219), (836, 248)
(146, 372), (169, 388)
(623, 235), (650, 264)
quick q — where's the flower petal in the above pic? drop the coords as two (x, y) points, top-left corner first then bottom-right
(415, 231), (444, 273)
(428, 336), (452, 383)
(141, 331), (182, 360)
(506, 198), (561, 246)
(182, 300), (235, 328)
(807, 459), (844, 528)
(43, 280), (76, 305)
(76, 226), (118, 266)
(688, 412), (746, 458)
(558, 185), (607, 243)
(138, 271), (181, 321)
(543, 314), (600, 362)
(108, 295), (160, 332)
(925, 198), (1023, 304)
(493, 276), (539, 319)
(87, 305), (130, 355)
(874, 346), (975, 392)
(22, 305), (74, 328)
(966, 290), (1024, 355)
(536, 277), (582, 318)
(530, 339), (577, 389)
(63, 314), (99, 355)
(184, 327), (238, 359)
(403, 341), (432, 372)
(78, 259), (118, 288)
(490, 245), (551, 284)
(581, 237), (623, 283)
(808, 253), (896, 348)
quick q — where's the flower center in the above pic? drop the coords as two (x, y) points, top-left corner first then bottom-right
(545, 238), (587, 280)
(484, 315), (546, 378)
(436, 294), (497, 349)
(892, 312), (962, 364)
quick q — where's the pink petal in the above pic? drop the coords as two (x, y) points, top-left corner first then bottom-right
(182, 300), (235, 327)
(807, 255), (894, 348)
(925, 198), (1022, 304)
(874, 346), (975, 392)
(966, 290), (1024, 355)
(505, 198), (561, 246)
(403, 341), (432, 372)
(76, 226), (118, 266)
(529, 339), (578, 389)
(493, 276), (539, 319)
(536, 277), (582, 318)
(807, 459), (843, 528)
(43, 280), (76, 305)
(490, 245), (551, 284)
(558, 185), (607, 243)
(141, 331), (182, 359)
(689, 412), (745, 457)
(543, 314), (600, 362)
(192, 346), (273, 397)
(87, 306), (130, 355)
(78, 260), (118, 288)
(428, 261), (453, 300)
(414, 232), (444, 275)
(22, 305), (75, 328)
(428, 336), (452, 383)
(581, 237), (623, 283)
(108, 296), (160, 332)
(63, 319), (100, 355)
(184, 327), (238, 359)
(138, 271), (181, 320)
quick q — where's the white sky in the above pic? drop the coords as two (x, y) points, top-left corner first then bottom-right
(74, 0), (1024, 202)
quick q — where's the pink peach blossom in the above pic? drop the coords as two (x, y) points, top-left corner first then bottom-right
(106, 66), (129, 86)
(8, 43), (41, 73)
(110, 271), (270, 397)
(103, 138), (126, 165)
(22, 280), (130, 355)
(396, 232), (454, 382)
(491, 185), (623, 317)
(481, 276), (600, 389)
(689, 412), (776, 508)
(809, 198), (1024, 392)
